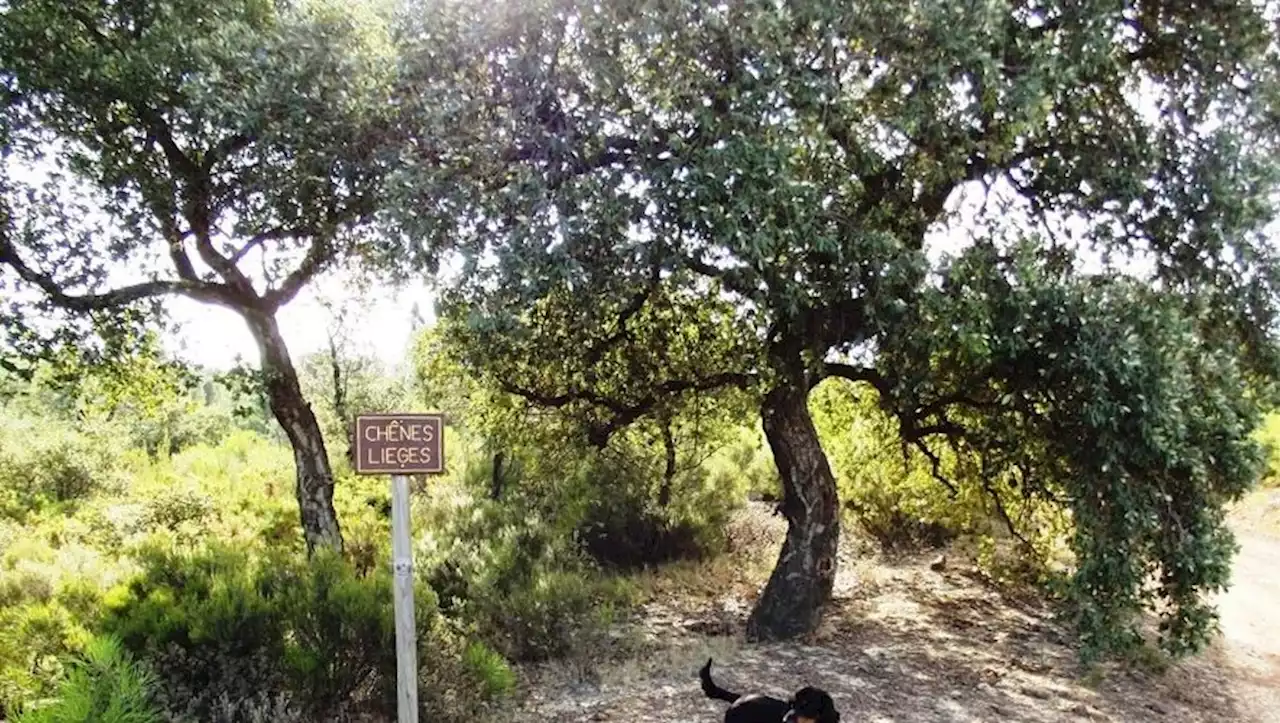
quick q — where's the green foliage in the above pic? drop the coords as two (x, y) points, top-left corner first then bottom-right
(0, 325), (667, 720)
(877, 240), (1267, 661)
(0, 0), (461, 552)
(570, 429), (740, 570)
(1251, 412), (1280, 488)
(413, 320), (752, 571)
(0, 601), (94, 716)
(0, 0), (406, 301)
(0, 416), (125, 520)
(416, 486), (633, 663)
(99, 542), (486, 721)
(811, 375), (1076, 587)
(3, 349), (245, 461)
(811, 380), (964, 550)
(707, 427), (782, 503)
(9, 636), (161, 723)
(0, 503), (138, 713)
(297, 347), (415, 468)
(0, 414), (521, 720)
(0, 420), (309, 713)
(402, 0), (1280, 656)
(461, 641), (517, 700)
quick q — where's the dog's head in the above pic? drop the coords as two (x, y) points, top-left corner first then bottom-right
(783, 686), (839, 723)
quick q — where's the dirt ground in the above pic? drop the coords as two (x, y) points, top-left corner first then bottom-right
(497, 490), (1280, 723)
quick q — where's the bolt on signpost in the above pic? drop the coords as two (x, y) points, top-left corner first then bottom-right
(354, 413), (445, 723)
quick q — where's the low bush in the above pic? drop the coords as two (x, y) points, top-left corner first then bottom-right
(0, 602), (93, 716)
(461, 640), (517, 699)
(417, 487), (634, 664)
(573, 454), (718, 571)
(1253, 411), (1280, 488)
(0, 418), (125, 520)
(0, 535), (127, 715)
(493, 424), (745, 572)
(8, 635), (161, 723)
(126, 403), (236, 459)
(100, 543), (497, 722)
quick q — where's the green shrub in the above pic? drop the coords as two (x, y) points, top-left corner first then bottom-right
(1253, 411), (1280, 488)
(127, 403), (235, 458)
(266, 548), (404, 714)
(417, 488), (633, 663)
(0, 603), (88, 715)
(574, 465), (712, 571)
(100, 543), (496, 722)
(486, 569), (627, 662)
(709, 427), (781, 501)
(0, 533), (133, 713)
(0, 418), (124, 520)
(461, 641), (517, 699)
(140, 488), (216, 535)
(811, 379), (973, 549)
(9, 635), (160, 723)
(495, 424), (743, 571)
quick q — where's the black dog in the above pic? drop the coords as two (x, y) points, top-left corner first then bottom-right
(699, 658), (840, 723)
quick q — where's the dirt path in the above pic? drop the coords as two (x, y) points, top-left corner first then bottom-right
(498, 500), (1280, 722)
(1211, 525), (1280, 721)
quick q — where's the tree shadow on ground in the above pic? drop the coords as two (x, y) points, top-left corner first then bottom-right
(502, 554), (1256, 723)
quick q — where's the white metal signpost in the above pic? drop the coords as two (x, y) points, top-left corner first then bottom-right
(353, 413), (445, 723)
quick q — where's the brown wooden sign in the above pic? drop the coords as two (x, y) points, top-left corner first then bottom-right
(354, 414), (445, 475)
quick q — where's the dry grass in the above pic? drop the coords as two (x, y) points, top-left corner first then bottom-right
(491, 501), (1280, 723)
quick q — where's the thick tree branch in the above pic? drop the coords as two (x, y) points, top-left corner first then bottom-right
(0, 356), (21, 376)
(808, 297), (871, 351)
(137, 106), (202, 182)
(229, 234), (271, 266)
(65, 10), (256, 292)
(821, 362), (893, 396)
(893, 387), (1044, 549)
(504, 371), (753, 447)
(0, 240), (238, 311)
(204, 132), (253, 172)
(583, 261), (662, 367)
(262, 238), (332, 310)
(190, 228), (255, 291)
(134, 105), (256, 295)
(260, 189), (378, 310)
(227, 225), (314, 267)
(144, 198), (199, 283)
(681, 253), (758, 298)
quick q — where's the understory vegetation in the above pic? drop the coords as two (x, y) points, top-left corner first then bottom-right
(4, 334), (1275, 721)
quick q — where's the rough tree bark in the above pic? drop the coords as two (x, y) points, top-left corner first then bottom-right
(246, 309), (344, 554)
(745, 374), (841, 641)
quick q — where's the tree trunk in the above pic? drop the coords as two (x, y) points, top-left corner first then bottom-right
(245, 309), (344, 554)
(658, 416), (676, 508)
(745, 377), (840, 641)
(490, 450), (505, 501)
(327, 333), (350, 462)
